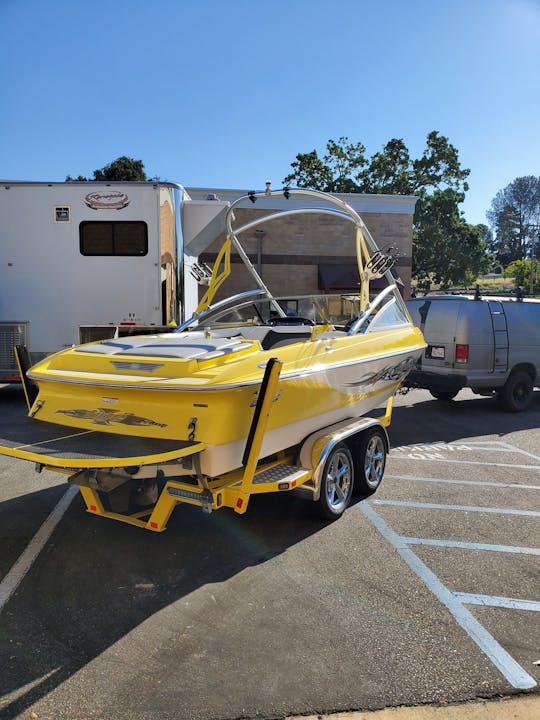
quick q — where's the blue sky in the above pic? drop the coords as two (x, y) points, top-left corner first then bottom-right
(1, 0), (539, 226)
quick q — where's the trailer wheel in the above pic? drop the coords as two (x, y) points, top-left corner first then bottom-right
(430, 390), (458, 401)
(354, 427), (386, 496)
(315, 443), (354, 520)
(497, 370), (534, 412)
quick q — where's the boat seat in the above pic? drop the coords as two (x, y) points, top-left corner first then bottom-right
(239, 325), (312, 350)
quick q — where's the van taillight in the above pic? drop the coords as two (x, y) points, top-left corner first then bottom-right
(455, 344), (469, 363)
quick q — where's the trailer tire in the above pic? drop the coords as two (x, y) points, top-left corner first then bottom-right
(354, 427), (386, 497)
(430, 390), (458, 401)
(315, 442), (354, 520)
(497, 370), (534, 412)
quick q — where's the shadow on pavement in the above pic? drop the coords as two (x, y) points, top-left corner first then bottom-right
(0, 486), (322, 718)
(386, 389), (540, 448)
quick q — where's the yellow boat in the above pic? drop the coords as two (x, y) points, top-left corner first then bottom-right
(1, 188), (425, 528)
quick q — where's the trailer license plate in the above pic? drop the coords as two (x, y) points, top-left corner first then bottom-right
(429, 346), (445, 359)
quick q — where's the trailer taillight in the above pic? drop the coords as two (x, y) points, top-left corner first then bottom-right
(455, 344), (469, 363)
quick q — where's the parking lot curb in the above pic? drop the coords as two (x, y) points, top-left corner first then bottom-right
(288, 693), (540, 720)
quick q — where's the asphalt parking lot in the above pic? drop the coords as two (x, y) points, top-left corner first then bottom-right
(0, 385), (539, 720)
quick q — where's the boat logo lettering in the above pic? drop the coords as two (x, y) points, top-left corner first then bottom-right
(56, 408), (167, 428)
(101, 397), (119, 405)
(84, 191), (130, 210)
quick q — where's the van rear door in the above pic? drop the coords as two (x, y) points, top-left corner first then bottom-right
(407, 299), (460, 371)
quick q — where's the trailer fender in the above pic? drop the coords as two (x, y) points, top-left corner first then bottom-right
(298, 417), (389, 501)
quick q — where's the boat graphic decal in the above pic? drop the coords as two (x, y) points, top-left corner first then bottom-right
(342, 356), (417, 388)
(56, 408), (167, 428)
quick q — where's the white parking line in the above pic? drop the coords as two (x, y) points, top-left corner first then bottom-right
(454, 593), (540, 612)
(371, 499), (540, 517)
(359, 502), (537, 690)
(385, 474), (540, 491)
(403, 537), (540, 556)
(0, 486), (78, 613)
(390, 456), (540, 470)
(496, 441), (540, 461)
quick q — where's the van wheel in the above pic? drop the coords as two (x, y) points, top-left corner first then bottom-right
(354, 427), (386, 496)
(497, 370), (534, 412)
(315, 443), (354, 520)
(430, 390), (458, 401)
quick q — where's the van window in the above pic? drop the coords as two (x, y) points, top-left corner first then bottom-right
(79, 221), (148, 256)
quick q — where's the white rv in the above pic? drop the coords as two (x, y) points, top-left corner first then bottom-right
(0, 181), (227, 381)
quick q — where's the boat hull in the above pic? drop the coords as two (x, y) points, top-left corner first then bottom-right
(27, 330), (424, 476)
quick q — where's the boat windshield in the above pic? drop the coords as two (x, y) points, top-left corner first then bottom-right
(186, 293), (410, 334)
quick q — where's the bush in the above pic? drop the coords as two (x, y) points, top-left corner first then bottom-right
(503, 259), (540, 294)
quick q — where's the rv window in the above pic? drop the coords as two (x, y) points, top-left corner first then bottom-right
(55, 206), (71, 223)
(79, 221), (148, 256)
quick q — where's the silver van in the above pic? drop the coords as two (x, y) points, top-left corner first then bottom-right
(405, 296), (540, 411)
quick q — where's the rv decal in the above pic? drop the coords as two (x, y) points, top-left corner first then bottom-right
(84, 191), (130, 210)
(56, 407), (166, 428)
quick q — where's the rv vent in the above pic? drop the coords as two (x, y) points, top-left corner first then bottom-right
(79, 326), (117, 344)
(0, 322), (29, 374)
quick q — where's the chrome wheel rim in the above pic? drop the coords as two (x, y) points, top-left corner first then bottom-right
(364, 435), (385, 489)
(324, 450), (352, 513)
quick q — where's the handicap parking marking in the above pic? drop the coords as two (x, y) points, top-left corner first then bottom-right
(359, 501), (538, 690)
(389, 440), (540, 468)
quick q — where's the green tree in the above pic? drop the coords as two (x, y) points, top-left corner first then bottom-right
(284, 137), (366, 192)
(503, 259), (540, 294)
(66, 156), (148, 182)
(284, 132), (487, 290)
(486, 176), (540, 266)
(413, 190), (489, 291)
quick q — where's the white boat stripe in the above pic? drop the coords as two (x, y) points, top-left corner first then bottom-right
(29, 346), (421, 391)
(358, 502), (537, 689)
(371, 499), (540, 517)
